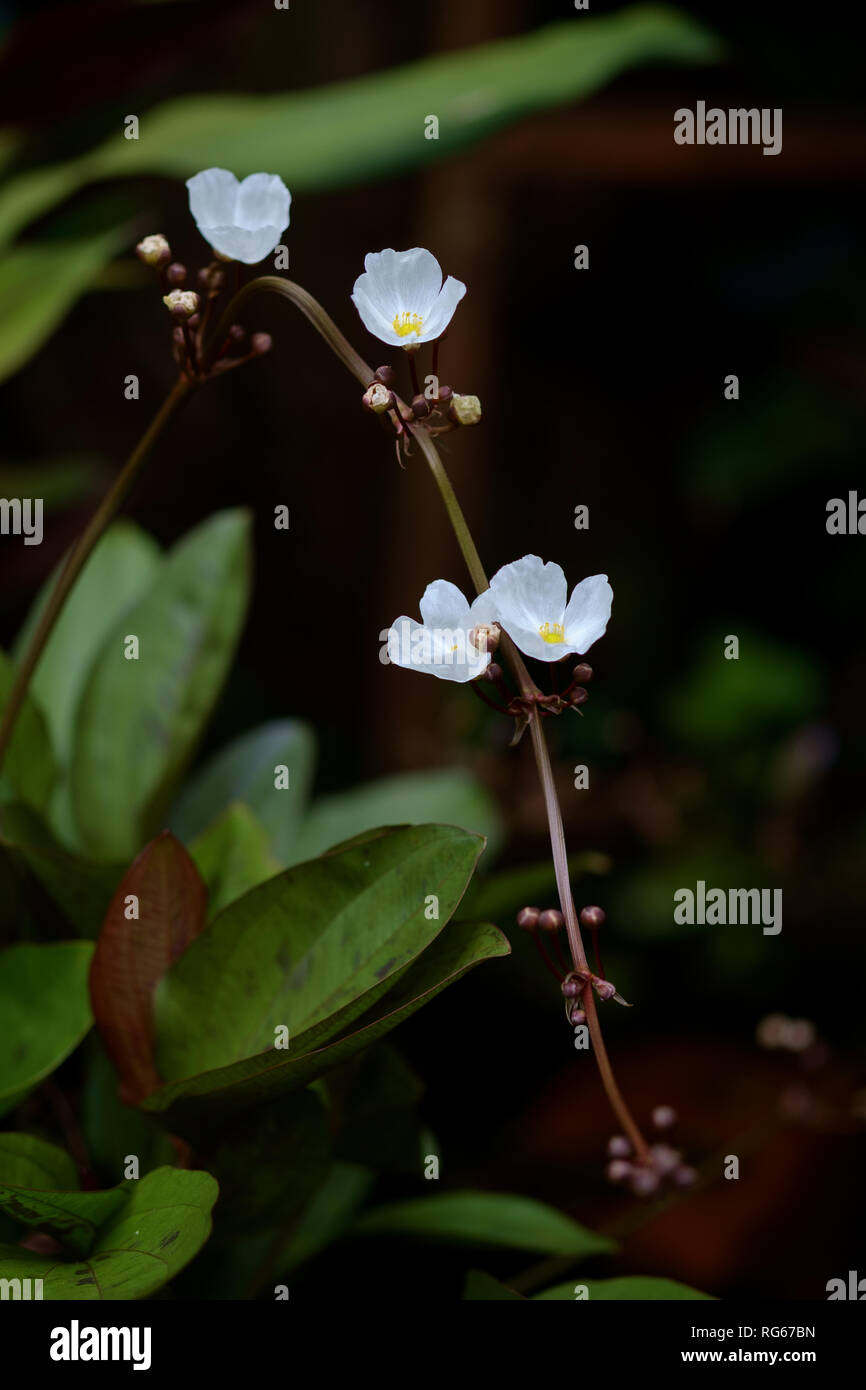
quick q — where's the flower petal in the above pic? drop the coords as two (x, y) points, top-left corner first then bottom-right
(386, 615), (488, 683)
(351, 284), (404, 345)
(235, 173), (291, 233)
(422, 274), (467, 340)
(418, 578), (471, 630)
(563, 574), (613, 654)
(198, 224), (284, 264)
(489, 555), (568, 633)
(187, 168), (238, 230)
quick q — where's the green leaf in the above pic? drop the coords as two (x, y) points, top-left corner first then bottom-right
(208, 1089), (330, 1243)
(0, 1133), (79, 1193)
(0, 1166), (218, 1299)
(79, 1047), (175, 1185)
(14, 521), (161, 774)
(70, 510), (252, 860)
(535, 1276), (714, 1300)
(291, 769), (502, 865)
(0, 1154), (128, 1258)
(144, 918), (508, 1135)
(0, 803), (123, 936)
(463, 1269), (525, 1300)
(351, 1191), (616, 1257)
(190, 802), (282, 918)
(155, 824), (484, 1081)
(0, 650), (57, 814)
(172, 719), (316, 864)
(89, 832), (207, 1104)
(0, 225), (127, 382)
(278, 1163), (373, 1275)
(0, 9), (721, 250)
(0, 942), (93, 1117)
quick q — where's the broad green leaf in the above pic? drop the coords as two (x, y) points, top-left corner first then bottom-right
(208, 1089), (330, 1243)
(0, 1154), (128, 1257)
(351, 1191), (616, 1258)
(0, 9), (721, 250)
(14, 520), (161, 771)
(535, 1276), (714, 1300)
(0, 1134), (78, 1193)
(278, 1163), (374, 1275)
(0, 942), (93, 1117)
(89, 832), (207, 1103)
(190, 802), (281, 917)
(0, 225), (127, 382)
(0, 1166), (218, 1299)
(463, 1269), (525, 1300)
(144, 918), (508, 1136)
(0, 650), (57, 813)
(79, 1046), (175, 1185)
(172, 719), (316, 864)
(155, 824), (484, 1084)
(291, 769), (502, 865)
(70, 510), (252, 860)
(0, 802), (123, 936)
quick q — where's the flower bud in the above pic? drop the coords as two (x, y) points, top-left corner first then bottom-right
(652, 1104), (677, 1129)
(572, 663), (593, 683)
(251, 333), (273, 356)
(363, 382), (394, 414)
(649, 1144), (682, 1176)
(593, 978), (616, 1002)
(607, 1135), (631, 1158)
(516, 906), (540, 931)
(448, 393), (482, 427)
(484, 662), (503, 683)
(569, 1006), (586, 1025)
(374, 365), (395, 386)
(437, 384), (454, 405)
(561, 977), (582, 999)
(198, 264), (226, 293)
(228, 324), (246, 345)
(570, 686), (588, 707)
(469, 622), (500, 657)
(136, 234), (171, 267)
(165, 262), (187, 286)
(630, 1167), (660, 1197)
(411, 394), (430, 418)
(579, 905), (606, 930)
(163, 289), (200, 319)
(538, 908), (564, 932)
(672, 1164), (697, 1188)
(606, 1159), (632, 1183)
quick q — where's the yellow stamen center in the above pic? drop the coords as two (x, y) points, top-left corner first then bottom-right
(539, 621), (565, 645)
(393, 310), (424, 339)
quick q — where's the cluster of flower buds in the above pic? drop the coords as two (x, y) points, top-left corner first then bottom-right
(135, 232), (273, 385)
(516, 901), (630, 1013)
(606, 1108), (697, 1198)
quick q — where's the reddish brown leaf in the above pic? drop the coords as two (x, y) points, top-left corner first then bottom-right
(89, 831), (207, 1104)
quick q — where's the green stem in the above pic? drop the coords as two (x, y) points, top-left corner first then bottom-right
(0, 375), (194, 775)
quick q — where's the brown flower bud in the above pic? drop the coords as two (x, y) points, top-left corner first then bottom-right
(411, 394), (430, 418)
(165, 262), (187, 286)
(570, 686), (588, 707)
(251, 333), (272, 355)
(538, 908), (564, 932)
(374, 365), (395, 386)
(579, 905), (606, 930)
(516, 906), (540, 931)
(572, 663), (593, 683)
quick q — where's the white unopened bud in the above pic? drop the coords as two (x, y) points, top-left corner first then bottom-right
(449, 393), (482, 426)
(163, 289), (200, 319)
(362, 382), (393, 414)
(469, 622), (499, 655)
(136, 234), (170, 266)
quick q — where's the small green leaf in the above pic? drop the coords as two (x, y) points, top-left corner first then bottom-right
(155, 824), (485, 1085)
(70, 510), (252, 860)
(291, 769), (502, 865)
(144, 918), (508, 1135)
(0, 942), (93, 1117)
(351, 1191), (616, 1258)
(534, 1276), (714, 1300)
(172, 719), (316, 864)
(14, 520), (160, 773)
(463, 1269), (526, 1300)
(0, 1154), (128, 1257)
(0, 1166), (218, 1299)
(0, 1134), (79, 1193)
(190, 802), (282, 918)
(0, 650), (57, 813)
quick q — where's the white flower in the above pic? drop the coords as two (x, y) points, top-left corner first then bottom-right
(352, 248), (466, 347)
(488, 555), (613, 662)
(387, 580), (497, 683)
(186, 168), (291, 264)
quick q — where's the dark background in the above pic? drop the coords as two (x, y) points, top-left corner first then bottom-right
(1, 0), (864, 1299)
